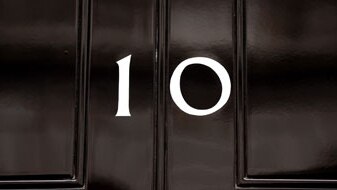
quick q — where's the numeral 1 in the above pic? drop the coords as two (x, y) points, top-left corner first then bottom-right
(115, 55), (131, 117)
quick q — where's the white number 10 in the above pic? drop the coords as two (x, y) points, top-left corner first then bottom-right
(115, 55), (231, 117)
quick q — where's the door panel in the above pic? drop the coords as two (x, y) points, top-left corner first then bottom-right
(0, 0), (86, 188)
(0, 0), (74, 176)
(88, 0), (156, 189)
(167, 0), (234, 189)
(237, 0), (337, 188)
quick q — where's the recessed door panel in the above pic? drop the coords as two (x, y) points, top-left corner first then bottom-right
(237, 0), (337, 187)
(88, 0), (156, 189)
(0, 0), (75, 177)
(0, 0), (87, 188)
(167, 0), (235, 189)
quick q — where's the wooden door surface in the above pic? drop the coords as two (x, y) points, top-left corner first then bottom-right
(0, 0), (336, 189)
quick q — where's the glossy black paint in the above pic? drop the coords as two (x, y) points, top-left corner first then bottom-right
(166, 0), (234, 190)
(88, 0), (155, 189)
(0, 0), (88, 188)
(237, 0), (337, 188)
(0, 0), (74, 175)
(1, 0), (337, 189)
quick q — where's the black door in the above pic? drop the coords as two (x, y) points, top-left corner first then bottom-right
(0, 0), (337, 190)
